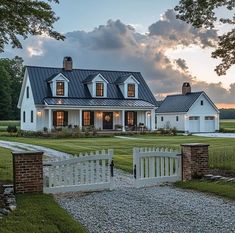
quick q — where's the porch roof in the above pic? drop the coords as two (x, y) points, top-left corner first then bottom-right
(44, 98), (155, 108)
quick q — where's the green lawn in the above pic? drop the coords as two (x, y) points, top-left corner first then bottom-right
(0, 194), (86, 233)
(175, 180), (235, 200)
(0, 120), (20, 132)
(0, 134), (235, 173)
(220, 119), (235, 132)
(0, 147), (12, 182)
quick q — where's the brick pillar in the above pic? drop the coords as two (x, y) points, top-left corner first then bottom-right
(181, 143), (209, 181)
(12, 151), (44, 194)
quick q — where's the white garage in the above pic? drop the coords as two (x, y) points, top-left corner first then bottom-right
(188, 116), (200, 133)
(156, 83), (220, 133)
(204, 116), (215, 132)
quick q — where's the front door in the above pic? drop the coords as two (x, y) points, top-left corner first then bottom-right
(103, 112), (113, 130)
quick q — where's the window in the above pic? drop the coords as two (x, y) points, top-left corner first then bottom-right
(205, 116), (215, 120)
(176, 116), (179, 122)
(26, 86), (29, 98)
(189, 116), (199, 120)
(31, 111), (33, 123)
(161, 116), (164, 121)
(56, 82), (64, 96)
(127, 84), (135, 97)
(83, 111), (91, 126)
(23, 111), (26, 123)
(56, 111), (64, 126)
(201, 100), (204, 105)
(127, 112), (134, 125)
(96, 83), (104, 97)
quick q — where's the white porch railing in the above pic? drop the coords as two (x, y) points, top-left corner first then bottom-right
(133, 147), (182, 188)
(43, 149), (114, 193)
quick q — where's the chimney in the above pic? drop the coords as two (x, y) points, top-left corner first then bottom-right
(182, 82), (191, 95)
(63, 56), (73, 71)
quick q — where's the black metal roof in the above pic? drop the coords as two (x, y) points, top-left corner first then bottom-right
(27, 66), (158, 107)
(44, 98), (155, 108)
(156, 92), (204, 113)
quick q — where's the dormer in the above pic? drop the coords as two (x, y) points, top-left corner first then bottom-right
(115, 75), (139, 99)
(47, 73), (69, 97)
(83, 73), (108, 98)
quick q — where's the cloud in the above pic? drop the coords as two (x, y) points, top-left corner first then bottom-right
(148, 9), (218, 48)
(1, 10), (234, 105)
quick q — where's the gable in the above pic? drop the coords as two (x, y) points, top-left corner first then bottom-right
(188, 93), (219, 114)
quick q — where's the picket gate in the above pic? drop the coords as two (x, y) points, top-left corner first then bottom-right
(43, 149), (114, 194)
(133, 147), (182, 188)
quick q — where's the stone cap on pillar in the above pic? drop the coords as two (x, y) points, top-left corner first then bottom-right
(181, 143), (210, 147)
(12, 151), (44, 156)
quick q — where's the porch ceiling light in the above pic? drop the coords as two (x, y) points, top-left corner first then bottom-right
(37, 111), (42, 117)
(97, 112), (102, 118)
(147, 112), (151, 117)
(115, 112), (120, 117)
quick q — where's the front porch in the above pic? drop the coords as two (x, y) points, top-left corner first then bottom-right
(38, 109), (156, 132)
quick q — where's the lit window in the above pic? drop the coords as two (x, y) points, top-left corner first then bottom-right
(127, 84), (135, 97)
(56, 111), (64, 126)
(83, 111), (91, 126)
(161, 116), (164, 121)
(31, 111), (33, 123)
(96, 83), (104, 97)
(127, 112), (134, 125)
(176, 116), (179, 121)
(56, 82), (64, 96)
(201, 100), (204, 105)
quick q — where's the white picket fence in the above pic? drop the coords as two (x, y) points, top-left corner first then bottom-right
(133, 147), (182, 188)
(43, 149), (114, 194)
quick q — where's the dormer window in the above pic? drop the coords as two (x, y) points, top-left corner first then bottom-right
(127, 84), (135, 97)
(96, 82), (104, 97)
(56, 82), (65, 96)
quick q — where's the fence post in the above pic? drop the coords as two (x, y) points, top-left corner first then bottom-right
(12, 151), (44, 194)
(181, 143), (209, 181)
(108, 149), (114, 190)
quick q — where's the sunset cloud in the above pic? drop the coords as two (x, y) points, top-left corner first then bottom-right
(2, 9), (234, 105)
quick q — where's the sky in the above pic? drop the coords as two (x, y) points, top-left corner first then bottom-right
(2, 0), (235, 108)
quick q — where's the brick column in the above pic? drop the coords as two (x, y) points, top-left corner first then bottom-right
(12, 151), (44, 194)
(181, 143), (209, 181)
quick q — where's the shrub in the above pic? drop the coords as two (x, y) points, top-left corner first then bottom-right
(7, 125), (17, 133)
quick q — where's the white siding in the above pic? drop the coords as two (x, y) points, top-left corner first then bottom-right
(68, 110), (80, 126)
(157, 114), (185, 131)
(20, 75), (37, 131)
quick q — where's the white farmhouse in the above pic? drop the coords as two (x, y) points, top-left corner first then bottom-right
(156, 83), (219, 133)
(18, 57), (158, 132)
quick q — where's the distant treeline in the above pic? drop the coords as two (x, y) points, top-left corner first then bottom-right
(219, 109), (235, 119)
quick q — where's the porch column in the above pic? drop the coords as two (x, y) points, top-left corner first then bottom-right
(48, 108), (52, 132)
(122, 110), (125, 132)
(79, 109), (83, 130)
(145, 112), (148, 129)
(151, 109), (155, 131)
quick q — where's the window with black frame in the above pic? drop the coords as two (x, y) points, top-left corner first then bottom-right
(127, 84), (135, 97)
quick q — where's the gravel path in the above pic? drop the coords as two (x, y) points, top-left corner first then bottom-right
(56, 169), (235, 233)
(0, 140), (71, 159)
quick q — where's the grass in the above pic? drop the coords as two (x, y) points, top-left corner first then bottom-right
(0, 194), (86, 233)
(0, 147), (13, 182)
(220, 119), (235, 132)
(0, 120), (20, 132)
(0, 134), (235, 173)
(175, 180), (235, 200)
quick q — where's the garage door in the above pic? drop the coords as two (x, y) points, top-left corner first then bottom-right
(204, 116), (215, 132)
(189, 116), (200, 133)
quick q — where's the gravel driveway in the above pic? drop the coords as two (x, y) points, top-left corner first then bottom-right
(56, 170), (235, 233)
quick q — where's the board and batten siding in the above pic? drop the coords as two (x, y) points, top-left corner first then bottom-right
(20, 74), (37, 131)
(157, 114), (185, 131)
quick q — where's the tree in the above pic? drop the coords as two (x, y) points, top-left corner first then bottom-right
(0, 65), (12, 120)
(175, 0), (235, 76)
(0, 0), (65, 52)
(0, 57), (24, 119)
